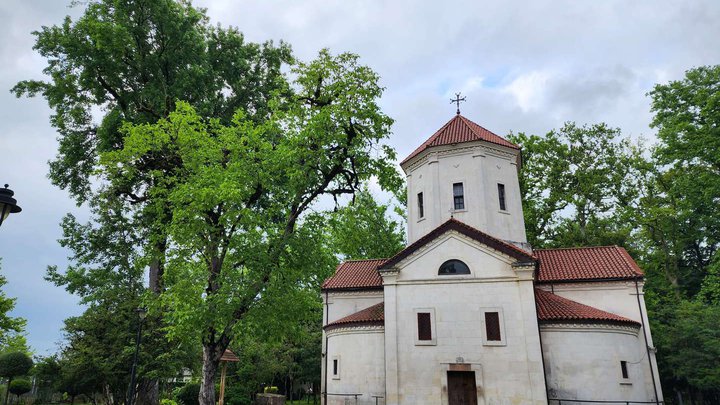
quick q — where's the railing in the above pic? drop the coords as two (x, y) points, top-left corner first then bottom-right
(325, 392), (361, 405)
(550, 399), (664, 405)
(323, 393), (384, 405)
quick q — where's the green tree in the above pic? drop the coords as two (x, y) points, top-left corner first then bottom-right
(0, 262), (26, 351)
(327, 189), (405, 260)
(8, 379), (31, 403)
(640, 65), (720, 403)
(16, 2), (293, 403)
(0, 352), (32, 405)
(33, 355), (62, 404)
(99, 50), (399, 405)
(508, 122), (643, 249)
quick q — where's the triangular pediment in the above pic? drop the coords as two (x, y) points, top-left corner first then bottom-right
(378, 219), (535, 282)
(380, 218), (535, 271)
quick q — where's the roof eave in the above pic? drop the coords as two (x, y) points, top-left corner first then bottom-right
(536, 275), (644, 284)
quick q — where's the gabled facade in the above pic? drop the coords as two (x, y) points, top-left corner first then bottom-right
(321, 114), (663, 405)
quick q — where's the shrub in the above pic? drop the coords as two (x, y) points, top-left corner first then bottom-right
(263, 386), (278, 394)
(9, 379), (31, 398)
(160, 399), (178, 405)
(175, 383), (201, 405)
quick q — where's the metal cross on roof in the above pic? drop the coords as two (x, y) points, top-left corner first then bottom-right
(450, 92), (466, 115)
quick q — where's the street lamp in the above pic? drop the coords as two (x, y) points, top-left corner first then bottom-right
(127, 307), (147, 405)
(0, 185), (21, 228)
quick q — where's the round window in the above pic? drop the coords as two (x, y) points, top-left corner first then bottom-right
(438, 259), (470, 275)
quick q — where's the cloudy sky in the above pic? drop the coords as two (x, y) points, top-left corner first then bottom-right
(0, 0), (719, 355)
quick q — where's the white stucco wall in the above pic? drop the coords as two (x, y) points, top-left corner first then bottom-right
(537, 281), (663, 402)
(325, 327), (386, 405)
(382, 233), (546, 405)
(541, 324), (654, 403)
(403, 142), (527, 246)
(324, 290), (384, 324)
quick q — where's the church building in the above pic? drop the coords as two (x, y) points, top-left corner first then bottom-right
(320, 112), (663, 405)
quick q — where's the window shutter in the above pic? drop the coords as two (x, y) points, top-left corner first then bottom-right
(417, 312), (432, 341)
(485, 312), (501, 341)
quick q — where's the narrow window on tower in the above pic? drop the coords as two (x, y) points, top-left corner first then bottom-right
(498, 183), (506, 211)
(453, 183), (465, 210)
(620, 361), (629, 379)
(417, 192), (424, 218)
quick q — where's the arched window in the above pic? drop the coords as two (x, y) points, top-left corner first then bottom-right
(438, 259), (470, 275)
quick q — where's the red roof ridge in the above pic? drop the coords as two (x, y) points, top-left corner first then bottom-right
(535, 245), (621, 252)
(341, 258), (388, 262)
(400, 114), (519, 165)
(534, 288), (639, 326)
(380, 218), (535, 270)
(614, 246), (644, 276)
(325, 302), (385, 330)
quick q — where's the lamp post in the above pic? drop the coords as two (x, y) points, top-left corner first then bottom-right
(0, 185), (21, 228)
(127, 307), (147, 405)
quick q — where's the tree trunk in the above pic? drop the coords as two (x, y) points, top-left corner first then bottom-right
(136, 379), (159, 405)
(4, 379), (10, 405)
(199, 345), (220, 405)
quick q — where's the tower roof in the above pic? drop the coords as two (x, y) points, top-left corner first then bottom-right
(401, 114), (519, 165)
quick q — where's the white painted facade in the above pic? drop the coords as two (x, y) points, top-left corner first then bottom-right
(321, 115), (662, 405)
(403, 142), (527, 248)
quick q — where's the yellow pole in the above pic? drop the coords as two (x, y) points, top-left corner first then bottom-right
(219, 362), (227, 405)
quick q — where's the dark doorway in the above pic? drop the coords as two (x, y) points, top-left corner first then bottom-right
(447, 371), (477, 405)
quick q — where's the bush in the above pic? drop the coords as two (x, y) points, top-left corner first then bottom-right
(263, 386), (278, 394)
(160, 399), (178, 405)
(0, 352), (33, 380)
(9, 379), (31, 397)
(175, 383), (201, 405)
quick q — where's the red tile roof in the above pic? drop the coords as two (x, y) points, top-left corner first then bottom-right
(325, 302), (384, 330)
(401, 114), (519, 165)
(380, 218), (535, 270)
(535, 246), (644, 283)
(321, 259), (386, 291)
(535, 288), (639, 326)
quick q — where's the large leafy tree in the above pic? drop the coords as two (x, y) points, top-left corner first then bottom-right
(508, 122), (643, 249)
(639, 65), (720, 402)
(99, 50), (400, 405)
(15, 1), (292, 403)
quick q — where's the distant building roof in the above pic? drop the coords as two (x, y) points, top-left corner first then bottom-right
(401, 114), (519, 165)
(321, 259), (386, 291)
(535, 288), (639, 326)
(535, 246), (644, 283)
(324, 302), (384, 330)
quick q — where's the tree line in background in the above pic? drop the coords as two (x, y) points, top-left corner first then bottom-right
(0, 0), (716, 404)
(508, 64), (720, 404)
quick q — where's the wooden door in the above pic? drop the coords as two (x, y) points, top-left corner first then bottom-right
(447, 371), (477, 405)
